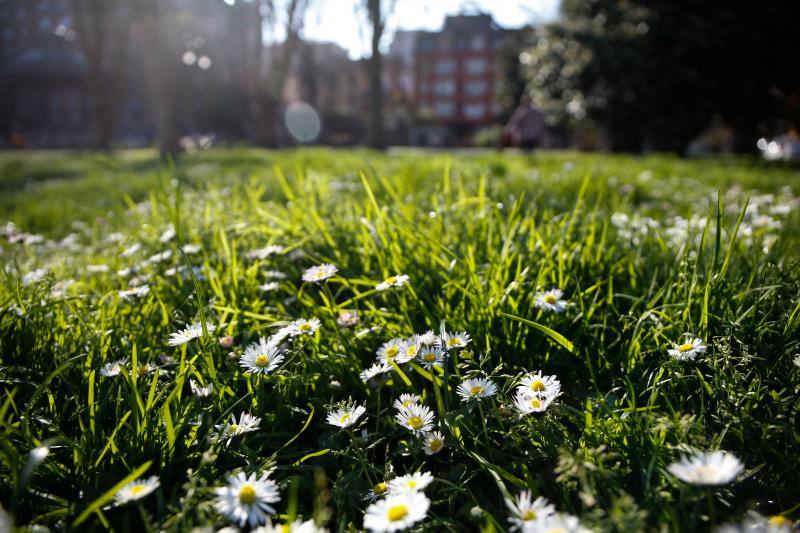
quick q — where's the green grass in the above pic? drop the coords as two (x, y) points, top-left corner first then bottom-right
(1, 148), (799, 532)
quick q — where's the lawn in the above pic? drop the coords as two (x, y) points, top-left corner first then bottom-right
(1, 148), (799, 532)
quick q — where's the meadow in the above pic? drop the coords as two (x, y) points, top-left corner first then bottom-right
(1, 148), (799, 532)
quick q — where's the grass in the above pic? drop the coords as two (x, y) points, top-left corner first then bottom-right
(1, 148), (799, 532)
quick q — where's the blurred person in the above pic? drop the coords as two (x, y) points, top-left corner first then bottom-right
(504, 95), (546, 151)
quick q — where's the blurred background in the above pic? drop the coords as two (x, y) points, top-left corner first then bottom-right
(0, 0), (798, 158)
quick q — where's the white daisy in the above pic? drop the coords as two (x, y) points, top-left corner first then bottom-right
(367, 481), (390, 501)
(326, 403), (367, 429)
(376, 338), (406, 364)
(247, 245), (284, 260)
(114, 476), (160, 505)
(667, 450), (744, 486)
(363, 491), (430, 533)
(376, 274), (410, 291)
(667, 336), (707, 361)
(100, 359), (126, 377)
(534, 512), (590, 533)
(240, 338), (284, 375)
(794, 355), (800, 368)
(214, 412), (261, 446)
(518, 372), (561, 399)
(388, 472), (434, 494)
(288, 318), (321, 337)
(393, 393), (421, 411)
(437, 330), (471, 350)
(360, 362), (392, 383)
(716, 512), (795, 533)
(337, 310), (360, 327)
(214, 471), (280, 527)
(395, 404), (435, 433)
(505, 490), (555, 531)
(422, 431), (445, 455)
(416, 330), (440, 346)
(189, 379), (213, 397)
(534, 288), (568, 313)
(512, 389), (556, 414)
(119, 285), (150, 300)
(302, 263), (338, 283)
(259, 282), (280, 292)
(254, 518), (325, 533)
(416, 346), (445, 369)
(159, 224), (176, 243)
(457, 377), (498, 401)
(183, 243), (202, 254)
(167, 322), (216, 346)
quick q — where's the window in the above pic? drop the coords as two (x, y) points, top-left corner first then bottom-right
(464, 80), (487, 96)
(433, 80), (456, 96)
(463, 103), (487, 120)
(470, 35), (486, 51)
(464, 57), (488, 75)
(434, 59), (456, 75)
(434, 101), (455, 118)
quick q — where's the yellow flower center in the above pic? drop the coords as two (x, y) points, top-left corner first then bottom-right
(385, 346), (399, 358)
(339, 414), (350, 424)
(469, 385), (484, 396)
(544, 294), (557, 304)
(446, 338), (460, 347)
(299, 322), (312, 332)
(385, 276), (397, 285)
(136, 365), (149, 376)
(423, 353), (437, 362)
(530, 380), (546, 392)
(408, 416), (424, 429)
(530, 398), (542, 409)
(130, 485), (146, 495)
(255, 354), (269, 367)
(314, 270), (326, 279)
(406, 345), (417, 356)
(678, 342), (694, 352)
(280, 525), (292, 533)
(429, 438), (443, 452)
(373, 482), (388, 495)
(522, 509), (537, 521)
(387, 504), (409, 522)
(228, 424), (239, 434)
(406, 480), (417, 489)
(238, 484), (257, 504)
(769, 516), (792, 527)
(402, 400), (413, 407)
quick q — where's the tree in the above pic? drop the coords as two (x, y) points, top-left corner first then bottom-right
(524, 0), (800, 153)
(70, 0), (131, 150)
(364, 0), (393, 150)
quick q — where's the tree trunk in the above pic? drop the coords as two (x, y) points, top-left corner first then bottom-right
(367, 0), (384, 149)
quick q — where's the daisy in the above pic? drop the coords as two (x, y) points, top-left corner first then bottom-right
(437, 330), (471, 350)
(367, 481), (390, 501)
(214, 412), (261, 446)
(518, 372), (561, 399)
(337, 310), (360, 327)
(100, 359), (126, 377)
(326, 403), (367, 429)
(534, 512), (589, 533)
(416, 330), (439, 346)
(114, 476), (160, 505)
(259, 282), (280, 292)
(512, 389), (556, 414)
(667, 336), (707, 361)
(189, 379), (213, 397)
(395, 404), (435, 433)
(505, 490), (555, 531)
(376, 274), (410, 291)
(388, 472), (434, 494)
(167, 322), (216, 346)
(214, 471), (280, 527)
(247, 245), (284, 260)
(119, 286), (150, 300)
(360, 362), (392, 383)
(183, 243), (202, 254)
(376, 338), (405, 364)
(717, 512), (795, 533)
(254, 518), (325, 533)
(240, 338), (284, 375)
(534, 288), (568, 313)
(302, 263), (338, 283)
(416, 346), (445, 370)
(288, 318), (321, 337)
(457, 377), (498, 401)
(393, 393), (421, 411)
(667, 450), (743, 485)
(363, 491), (430, 533)
(422, 431), (445, 455)
(397, 338), (422, 362)
(794, 355), (800, 368)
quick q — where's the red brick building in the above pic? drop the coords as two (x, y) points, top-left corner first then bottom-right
(412, 13), (512, 145)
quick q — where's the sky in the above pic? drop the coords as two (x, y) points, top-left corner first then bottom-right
(275, 0), (561, 59)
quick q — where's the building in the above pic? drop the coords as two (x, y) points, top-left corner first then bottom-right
(412, 13), (513, 146)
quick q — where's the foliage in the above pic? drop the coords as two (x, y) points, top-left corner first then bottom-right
(0, 149), (799, 531)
